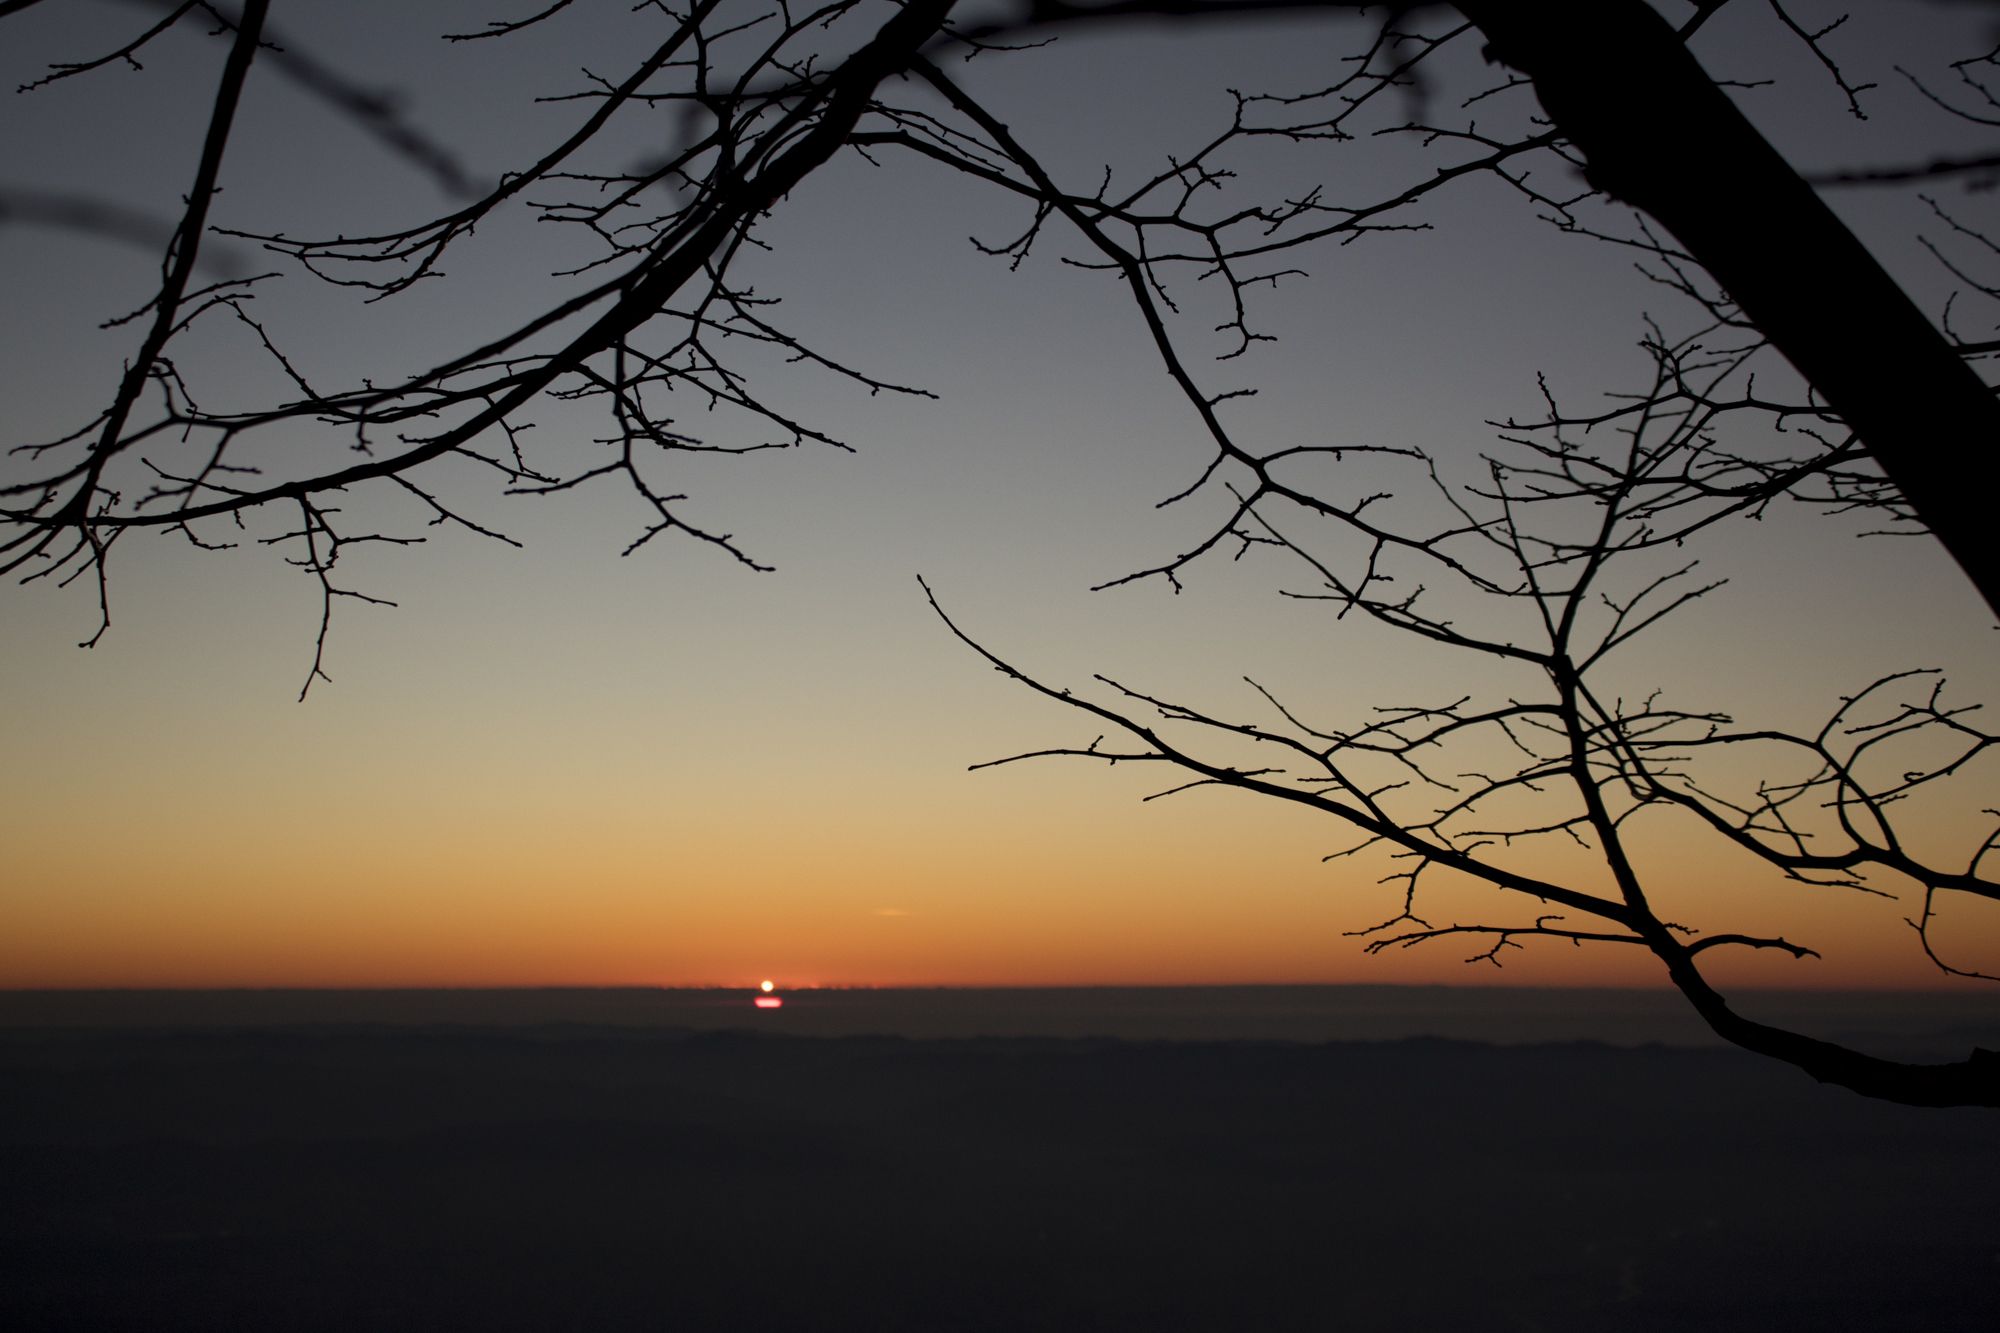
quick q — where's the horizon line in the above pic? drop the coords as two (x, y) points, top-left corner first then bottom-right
(2, 979), (1986, 996)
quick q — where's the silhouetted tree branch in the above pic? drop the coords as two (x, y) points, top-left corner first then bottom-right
(1457, 0), (2000, 615)
(906, 3), (2000, 1107)
(923, 373), (2000, 1103)
(5, 0), (952, 694)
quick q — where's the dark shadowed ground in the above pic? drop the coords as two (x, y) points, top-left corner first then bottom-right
(2, 990), (1995, 1331)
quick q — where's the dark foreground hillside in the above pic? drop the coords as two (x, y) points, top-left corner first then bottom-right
(2, 1026), (1994, 1332)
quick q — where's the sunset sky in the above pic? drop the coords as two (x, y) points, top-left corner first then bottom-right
(4, 0), (1997, 992)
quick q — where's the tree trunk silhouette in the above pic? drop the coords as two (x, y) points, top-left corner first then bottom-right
(1459, 0), (2000, 618)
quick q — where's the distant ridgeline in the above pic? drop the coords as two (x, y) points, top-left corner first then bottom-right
(0, 986), (1992, 1058)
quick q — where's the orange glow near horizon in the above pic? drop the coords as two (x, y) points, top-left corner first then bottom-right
(1, 830), (1982, 993)
(10, 569), (1990, 997)
(1, 728), (1990, 993)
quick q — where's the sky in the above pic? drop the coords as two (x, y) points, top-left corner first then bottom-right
(3, 0), (1998, 993)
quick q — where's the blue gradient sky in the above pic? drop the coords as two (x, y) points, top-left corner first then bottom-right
(4, 0), (1997, 989)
